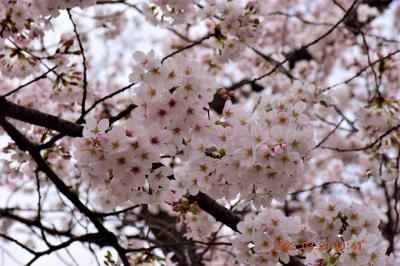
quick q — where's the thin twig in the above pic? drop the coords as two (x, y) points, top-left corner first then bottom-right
(2, 66), (57, 98)
(161, 33), (215, 63)
(68, 9), (89, 115)
(77, 82), (135, 123)
(313, 118), (345, 149)
(394, 150), (400, 235)
(247, 0), (359, 84)
(0, 234), (36, 254)
(290, 181), (360, 196)
(35, 170), (51, 247)
(320, 124), (400, 152)
(322, 48), (400, 92)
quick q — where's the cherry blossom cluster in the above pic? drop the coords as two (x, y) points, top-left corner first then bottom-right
(73, 50), (217, 207)
(172, 99), (314, 208)
(306, 197), (390, 266)
(209, 0), (262, 41)
(1, 0), (95, 30)
(73, 48), (315, 211)
(144, 0), (262, 62)
(234, 208), (303, 265)
(31, 0), (96, 18)
(142, 0), (198, 25)
(342, 99), (400, 182)
(73, 117), (174, 207)
(355, 100), (400, 137)
(0, 47), (40, 79)
(210, 0), (262, 62)
(0, 0), (95, 80)
(231, 198), (396, 266)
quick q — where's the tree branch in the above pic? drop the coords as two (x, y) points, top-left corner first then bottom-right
(0, 98), (83, 138)
(68, 9), (88, 115)
(0, 116), (130, 265)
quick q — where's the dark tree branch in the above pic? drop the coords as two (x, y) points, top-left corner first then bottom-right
(25, 233), (112, 266)
(383, 180), (395, 254)
(189, 192), (241, 232)
(0, 98), (136, 150)
(0, 208), (72, 237)
(145, 208), (204, 266)
(0, 116), (130, 265)
(287, 47), (313, 69)
(0, 98), (83, 138)
(208, 79), (264, 114)
(363, 0), (392, 11)
(109, 103), (137, 124)
(78, 83), (136, 123)
(0, 233), (36, 254)
(250, 46), (297, 79)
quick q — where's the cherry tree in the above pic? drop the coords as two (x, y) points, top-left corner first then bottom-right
(0, 0), (400, 265)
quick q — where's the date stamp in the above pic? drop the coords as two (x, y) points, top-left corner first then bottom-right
(273, 240), (365, 252)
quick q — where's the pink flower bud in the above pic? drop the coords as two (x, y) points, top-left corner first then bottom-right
(222, 121), (231, 127)
(261, 225), (273, 235)
(97, 133), (108, 141)
(260, 144), (271, 155)
(273, 145), (283, 155)
(125, 129), (134, 137)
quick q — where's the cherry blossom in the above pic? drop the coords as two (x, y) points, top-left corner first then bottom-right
(1, 0), (400, 265)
